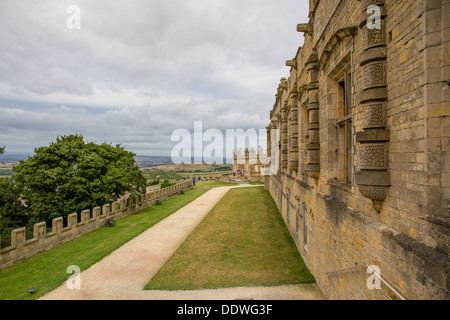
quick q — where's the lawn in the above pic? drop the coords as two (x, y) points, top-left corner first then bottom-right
(0, 181), (233, 300)
(145, 187), (315, 291)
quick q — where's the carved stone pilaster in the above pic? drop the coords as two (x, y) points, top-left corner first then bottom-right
(281, 103), (288, 169)
(356, 0), (390, 212)
(289, 90), (299, 172)
(267, 121), (279, 171)
(304, 49), (320, 179)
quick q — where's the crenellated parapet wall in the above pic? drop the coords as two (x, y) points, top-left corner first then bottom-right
(0, 180), (193, 270)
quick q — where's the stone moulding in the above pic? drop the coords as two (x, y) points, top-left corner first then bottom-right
(318, 26), (358, 71)
(356, 128), (390, 142)
(0, 180), (193, 270)
(362, 0), (384, 6)
(297, 22), (313, 36)
(359, 87), (387, 104)
(286, 59), (297, 69)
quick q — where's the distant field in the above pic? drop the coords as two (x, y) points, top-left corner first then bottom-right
(0, 164), (233, 180)
(141, 164), (232, 181)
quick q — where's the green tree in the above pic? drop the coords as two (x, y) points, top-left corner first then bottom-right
(13, 134), (147, 225)
(0, 145), (28, 246)
(0, 177), (28, 247)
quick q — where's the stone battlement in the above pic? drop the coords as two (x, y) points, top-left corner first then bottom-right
(0, 180), (193, 270)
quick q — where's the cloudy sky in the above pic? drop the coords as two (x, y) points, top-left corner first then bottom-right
(0, 0), (308, 157)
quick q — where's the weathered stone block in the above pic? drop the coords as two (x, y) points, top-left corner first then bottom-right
(356, 129), (390, 142)
(355, 171), (391, 186)
(52, 217), (64, 234)
(33, 222), (46, 239)
(358, 143), (389, 170)
(362, 103), (386, 129)
(363, 61), (386, 89)
(11, 228), (26, 248)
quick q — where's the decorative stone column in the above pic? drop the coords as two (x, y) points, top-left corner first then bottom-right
(267, 121), (279, 175)
(281, 101), (288, 170)
(305, 49), (320, 179)
(289, 85), (299, 172)
(356, 0), (390, 212)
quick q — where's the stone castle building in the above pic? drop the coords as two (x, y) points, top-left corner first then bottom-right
(264, 0), (449, 299)
(232, 148), (265, 183)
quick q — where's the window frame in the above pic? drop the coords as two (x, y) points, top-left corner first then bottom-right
(334, 70), (353, 186)
(302, 202), (308, 251)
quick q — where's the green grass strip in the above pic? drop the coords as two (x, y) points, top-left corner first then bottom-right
(0, 181), (233, 300)
(145, 187), (315, 291)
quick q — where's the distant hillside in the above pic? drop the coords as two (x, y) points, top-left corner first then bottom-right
(0, 153), (173, 166)
(134, 156), (174, 167)
(0, 154), (233, 166)
(0, 154), (30, 164)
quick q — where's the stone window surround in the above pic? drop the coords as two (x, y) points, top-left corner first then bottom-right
(327, 52), (355, 188)
(302, 202), (309, 252)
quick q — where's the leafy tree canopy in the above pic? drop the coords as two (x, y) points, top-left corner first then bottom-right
(13, 134), (147, 225)
(0, 177), (28, 232)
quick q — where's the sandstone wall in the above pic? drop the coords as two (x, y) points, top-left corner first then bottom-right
(266, 0), (449, 299)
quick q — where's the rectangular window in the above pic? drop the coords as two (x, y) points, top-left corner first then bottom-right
(302, 202), (308, 251)
(335, 71), (353, 185)
(286, 188), (290, 226)
(295, 196), (300, 237)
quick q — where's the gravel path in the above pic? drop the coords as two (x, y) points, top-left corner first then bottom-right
(40, 185), (324, 300)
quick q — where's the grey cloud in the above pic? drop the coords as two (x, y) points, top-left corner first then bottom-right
(0, 0), (309, 156)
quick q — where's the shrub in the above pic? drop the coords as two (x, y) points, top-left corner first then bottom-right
(160, 180), (176, 189)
